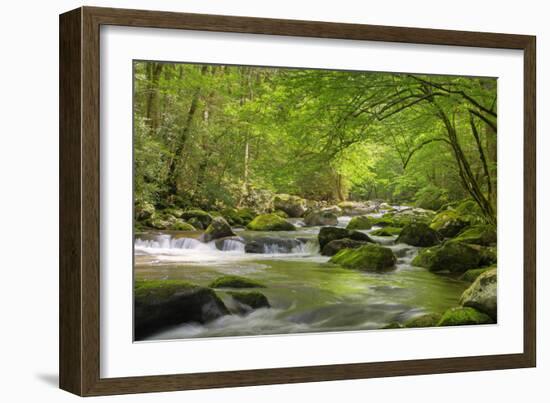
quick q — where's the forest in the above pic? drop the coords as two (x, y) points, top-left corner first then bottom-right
(133, 61), (498, 340)
(133, 62), (496, 225)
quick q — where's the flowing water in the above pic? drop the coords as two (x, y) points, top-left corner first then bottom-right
(134, 212), (469, 340)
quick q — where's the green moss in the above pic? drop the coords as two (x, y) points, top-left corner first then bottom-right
(172, 221), (196, 231)
(181, 209), (212, 229)
(273, 209), (289, 218)
(370, 227), (402, 237)
(229, 291), (270, 309)
(451, 224), (497, 246)
(346, 216), (373, 230)
(246, 213), (296, 231)
(404, 313), (442, 328)
(318, 227), (372, 249)
(412, 241), (483, 273)
(329, 244), (396, 272)
(134, 279), (199, 299)
(437, 307), (493, 326)
(461, 266), (494, 283)
(429, 210), (469, 238)
(209, 275), (266, 289)
(370, 217), (396, 227)
(396, 222), (440, 246)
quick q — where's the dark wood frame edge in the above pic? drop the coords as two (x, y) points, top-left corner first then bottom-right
(59, 6), (536, 396)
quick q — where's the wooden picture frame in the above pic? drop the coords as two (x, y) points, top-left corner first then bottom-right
(59, 6), (536, 396)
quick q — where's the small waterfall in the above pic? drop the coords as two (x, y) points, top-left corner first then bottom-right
(219, 238), (245, 252)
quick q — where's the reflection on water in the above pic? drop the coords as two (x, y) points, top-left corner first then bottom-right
(135, 214), (469, 340)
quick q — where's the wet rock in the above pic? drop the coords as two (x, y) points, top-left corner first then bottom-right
(460, 267), (497, 320)
(246, 213), (296, 231)
(451, 224), (497, 246)
(134, 280), (228, 340)
(304, 210), (338, 226)
(202, 216), (235, 242)
(273, 194), (306, 218)
(346, 215), (373, 230)
(337, 201), (377, 216)
(370, 227), (402, 237)
(460, 266), (493, 283)
(329, 244), (396, 272)
(229, 291), (270, 311)
(181, 209), (212, 229)
(430, 210), (469, 238)
(209, 275), (266, 289)
(412, 241), (485, 273)
(437, 307), (493, 326)
(321, 238), (367, 256)
(404, 313), (442, 328)
(396, 222), (440, 247)
(318, 227), (373, 249)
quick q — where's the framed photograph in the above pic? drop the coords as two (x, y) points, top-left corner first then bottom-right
(59, 6), (536, 396)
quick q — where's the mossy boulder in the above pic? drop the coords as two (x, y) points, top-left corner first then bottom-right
(404, 313), (442, 328)
(135, 201), (155, 221)
(321, 238), (368, 257)
(412, 241), (485, 273)
(304, 210), (338, 226)
(430, 210), (469, 238)
(337, 201), (375, 216)
(346, 215), (373, 230)
(229, 291), (270, 310)
(147, 213), (177, 230)
(451, 225), (497, 246)
(318, 226), (372, 249)
(273, 194), (306, 218)
(396, 222), (440, 247)
(273, 210), (289, 219)
(370, 216), (395, 227)
(209, 275), (265, 289)
(329, 244), (396, 272)
(202, 216), (236, 242)
(134, 279), (228, 340)
(460, 266), (493, 283)
(246, 213), (296, 231)
(437, 307), (493, 326)
(460, 267), (497, 320)
(370, 227), (402, 237)
(181, 209), (212, 229)
(221, 208), (256, 226)
(172, 221), (196, 231)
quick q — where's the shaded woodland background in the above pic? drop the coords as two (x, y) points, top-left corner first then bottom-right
(133, 62), (497, 224)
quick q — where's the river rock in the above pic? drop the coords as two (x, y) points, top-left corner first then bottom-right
(214, 236), (245, 251)
(244, 237), (301, 254)
(202, 217), (235, 242)
(412, 241), (485, 273)
(134, 280), (229, 340)
(337, 201), (376, 216)
(229, 291), (270, 311)
(246, 213), (296, 231)
(135, 201), (155, 221)
(460, 267), (497, 320)
(437, 307), (493, 326)
(329, 244), (396, 272)
(396, 222), (440, 247)
(181, 209), (212, 229)
(147, 213), (177, 230)
(451, 224), (497, 246)
(221, 207), (256, 226)
(370, 227), (402, 237)
(304, 210), (338, 226)
(273, 194), (306, 217)
(404, 313), (442, 328)
(322, 205), (343, 216)
(318, 226), (373, 249)
(460, 266), (493, 283)
(321, 238), (367, 256)
(430, 210), (469, 238)
(346, 215), (373, 230)
(209, 275), (266, 289)
(172, 220), (196, 231)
